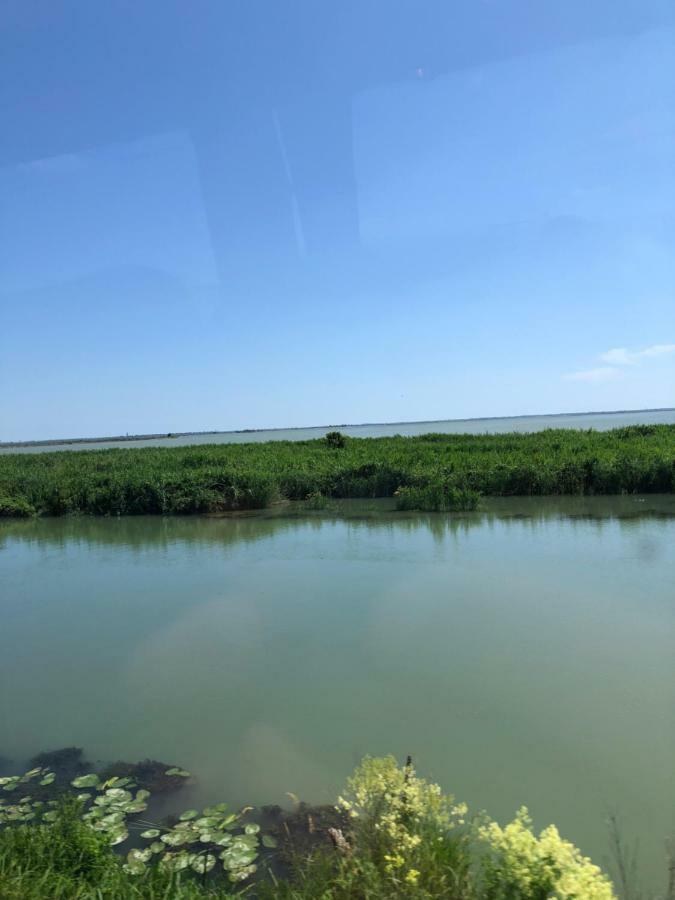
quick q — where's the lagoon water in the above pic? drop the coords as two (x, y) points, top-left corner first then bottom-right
(3, 408), (675, 453)
(1, 497), (674, 890)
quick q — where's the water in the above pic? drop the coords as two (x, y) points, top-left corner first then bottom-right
(1, 497), (674, 891)
(3, 408), (675, 453)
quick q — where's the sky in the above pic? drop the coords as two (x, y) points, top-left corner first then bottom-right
(1, 0), (674, 441)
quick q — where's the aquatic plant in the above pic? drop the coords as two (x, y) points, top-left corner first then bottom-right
(0, 495), (35, 517)
(1, 426), (673, 517)
(395, 480), (480, 511)
(0, 765), (264, 886)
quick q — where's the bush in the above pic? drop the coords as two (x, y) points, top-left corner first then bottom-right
(478, 807), (615, 900)
(0, 495), (36, 517)
(325, 431), (347, 449)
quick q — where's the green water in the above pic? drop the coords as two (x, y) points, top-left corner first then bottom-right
(1, 497), (673, 890)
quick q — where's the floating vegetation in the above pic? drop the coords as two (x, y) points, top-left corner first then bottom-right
(1, 426), (673, 517)
(0, 762), (264, 886)
(98, 759), (191, 795)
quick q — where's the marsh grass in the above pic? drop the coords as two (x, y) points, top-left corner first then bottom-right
(395, 481), (480, 512)
(0, 425), (673, 517)
(0, 798), (233, 899)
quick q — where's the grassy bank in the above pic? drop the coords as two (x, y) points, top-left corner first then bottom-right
(1, 425), (674, 517)
(0, 755), (621, 899)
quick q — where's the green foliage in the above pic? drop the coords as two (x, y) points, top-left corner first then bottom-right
(325, 431), (347, 449)
(1, 426), (673, 517)
(477, 807), (615, 900)
(263, 757), (618, 899)
(0, 805), (238, 897)
(0, 764), (262, 890)
(303, 490), (331, 509)
(395, 480), (480, 512)
(0, 757), (620, 899)
(0, 494), (36, 517)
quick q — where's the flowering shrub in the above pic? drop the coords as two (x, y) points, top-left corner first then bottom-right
(337, 755), (468, 891)
(478, 807), (616, 900)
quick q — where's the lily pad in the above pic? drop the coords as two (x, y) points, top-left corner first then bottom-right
(39, 773), (56, 786)
(105, 788), (133, 802)
(228, 863), (257, 882)
(179, 809), (199, 821)
(161, 830), (189, 846)
(190, 853), (216, 874)
(121, 800), (147, 813)
(202, 803), (228, 816)
(262, 834), (278, 849)
(221, 813), (239, 829)
(244, 822), (260, 835)
(161, 851), (191, 872)
(103, 776), (132, 789)
(164, 768), (190, 777)
(109, 825), (129, 846)
(71, 774), (100, 789)
(214, 833), (233, 846)
(140, 828), (161, 839)
(123, 853), (147, 876)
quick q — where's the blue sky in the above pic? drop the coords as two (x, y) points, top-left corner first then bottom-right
(1, 0), (674, 440)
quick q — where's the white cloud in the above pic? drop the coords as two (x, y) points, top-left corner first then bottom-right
(565, 342), (674, 383)
(599, 344), (675, 365)
(564, 366), (619, 383)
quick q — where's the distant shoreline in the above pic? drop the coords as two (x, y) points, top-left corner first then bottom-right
(2, 407), (674, 449)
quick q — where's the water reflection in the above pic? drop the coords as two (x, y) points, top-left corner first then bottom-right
(2, 494), (674, 551)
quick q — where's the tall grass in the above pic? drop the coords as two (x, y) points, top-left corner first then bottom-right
(0, 799), (225, 899)
(1, 425), (673, 517)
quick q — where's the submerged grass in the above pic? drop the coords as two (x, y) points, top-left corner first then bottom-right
(0, 425), (673, 517)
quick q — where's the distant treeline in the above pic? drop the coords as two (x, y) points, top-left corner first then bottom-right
(0, 425), (674, 517)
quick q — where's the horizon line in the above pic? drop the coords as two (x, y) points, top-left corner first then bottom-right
(2, 406), (674, 449)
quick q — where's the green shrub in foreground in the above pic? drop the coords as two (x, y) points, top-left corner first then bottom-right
(263, 756), (616, 899)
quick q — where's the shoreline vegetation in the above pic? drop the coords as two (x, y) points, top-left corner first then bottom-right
(0, 750), (626, 899)
(1, 425), (674, 518)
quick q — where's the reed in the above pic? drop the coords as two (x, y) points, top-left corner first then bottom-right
(1, 425), (673, 517)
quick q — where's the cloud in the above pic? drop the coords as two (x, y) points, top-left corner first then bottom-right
(599, 344), (675, 366)
(565, 342), (675, 383)
(564, 366), (619, 383)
